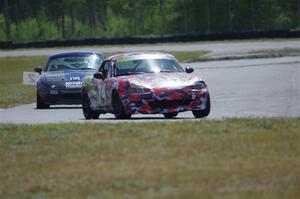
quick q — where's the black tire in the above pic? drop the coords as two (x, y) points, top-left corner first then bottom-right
(36, 91), (49, 109)
(82, 92), (100, 119)
(112, 92), (131, 119)
(192, 93), (211, 118)
(163, 112), (178, 119)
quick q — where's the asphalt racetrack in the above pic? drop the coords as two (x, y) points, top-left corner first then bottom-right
(1, 39), (300, 58)
(1, 56), (299, 124)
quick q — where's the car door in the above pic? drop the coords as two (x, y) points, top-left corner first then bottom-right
(97, 61), (111, 109)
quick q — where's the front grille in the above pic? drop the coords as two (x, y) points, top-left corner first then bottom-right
(60, 93), (81, 100)
(149, 100), (191, 109)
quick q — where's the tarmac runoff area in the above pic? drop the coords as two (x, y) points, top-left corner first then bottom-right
(1, 56), (299, 124)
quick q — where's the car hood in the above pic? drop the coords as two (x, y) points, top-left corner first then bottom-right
(43, 70), (95, 88)
(116, 72), (203, 89)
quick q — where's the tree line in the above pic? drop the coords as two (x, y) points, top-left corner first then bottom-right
(1, 0), (299, 42)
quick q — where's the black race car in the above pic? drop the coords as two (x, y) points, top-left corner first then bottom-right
(34, 52), (104, 109)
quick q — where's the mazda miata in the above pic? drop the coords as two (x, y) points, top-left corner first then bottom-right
(81, 52), (210, 119)
(34, 52), (104, 109)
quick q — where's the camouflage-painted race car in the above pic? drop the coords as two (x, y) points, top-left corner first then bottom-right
(81, 52), (210, 119)
(34, 52), (104, 109)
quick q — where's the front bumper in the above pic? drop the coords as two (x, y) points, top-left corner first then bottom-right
(122, 87), (209, 114)
(39, 88), (82, 105)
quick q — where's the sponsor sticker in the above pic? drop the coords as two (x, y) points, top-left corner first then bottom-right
(23, 72), (40, 85)
(65, 81), (83, 89)
(69, 76), (80, 81)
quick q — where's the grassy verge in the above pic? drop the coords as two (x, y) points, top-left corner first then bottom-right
(103, 51), (209, 62)
(0, 118), (299, 198)
(0, 51), (208, 108)
(249, 48), (300, 58)
(192, 48), (300, 62)
(0, 56), (46, 108)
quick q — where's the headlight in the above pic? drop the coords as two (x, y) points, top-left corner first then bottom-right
(37, 78), (49, 89)
(127, 85), (151, 93)
(188, 81), (206, 90)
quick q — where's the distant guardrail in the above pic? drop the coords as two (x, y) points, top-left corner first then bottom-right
(0, 29), (299, 49)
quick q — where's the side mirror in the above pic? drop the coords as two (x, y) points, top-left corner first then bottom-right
(185, 67), (194, 73)
(34, 66), (42, 74)
(93, 72), (104, 80)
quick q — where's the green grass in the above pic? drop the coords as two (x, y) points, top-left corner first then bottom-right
(0, 51), (208, 108)
(103, 51), (209, 62)
(0, 56), (46, 108)
(0, 118), (299, 198)
(249, 48), (300, 57)
(163, 51), (208, 63)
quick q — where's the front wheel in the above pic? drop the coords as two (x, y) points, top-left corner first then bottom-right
(192, 94), (211, 118)
(36, 91), (49, 109)
(82, 92), (100, 119)
(112, 92), (131, 119)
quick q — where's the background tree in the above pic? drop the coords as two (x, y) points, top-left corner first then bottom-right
(3, 0), (11, 40)
(0, 0), (299, 42)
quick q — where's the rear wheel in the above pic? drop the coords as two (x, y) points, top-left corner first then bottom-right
(192, 94), (211, 118)
(36, 91), (49, 109)
(112, 92), (131, 119)
(163, 112), (178, 119)
(82, 92), (100, 119)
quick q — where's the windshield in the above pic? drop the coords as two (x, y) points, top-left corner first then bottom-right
(46, 54), (102, 71)
(114, 58), (184, 76)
